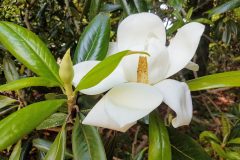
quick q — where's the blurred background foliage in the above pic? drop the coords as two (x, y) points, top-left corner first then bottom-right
(0, 0), (240, 159)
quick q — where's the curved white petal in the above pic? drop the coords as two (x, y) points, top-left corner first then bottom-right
(121, 38), (170, 84)
(165, 22), (205, 78)
(73, 61), (126, 95)
(107, 42), (119, 56)
(82, 96), (136, 132)
(147, 38), (170, 83)
(185, 61), (199, 71)
(117, 12), (166, 51)
(83, 83), (163, 132)
(154, 79), (193, 127)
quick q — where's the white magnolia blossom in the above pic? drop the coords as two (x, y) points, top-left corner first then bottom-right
(73, 13), (205, 132)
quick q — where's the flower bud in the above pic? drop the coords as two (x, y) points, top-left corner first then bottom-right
(59, 49), (74, 84)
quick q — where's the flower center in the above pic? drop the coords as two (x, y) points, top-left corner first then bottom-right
(137, 56), (148, 84)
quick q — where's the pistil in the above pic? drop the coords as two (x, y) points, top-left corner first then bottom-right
(137, 56), (149, 84)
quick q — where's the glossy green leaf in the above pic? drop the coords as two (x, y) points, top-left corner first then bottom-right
(73, 13), (110, 64)
(0, 77), (60, 91)
(74, 50), (148, 92)
(72, 114), (106, 160)
(44, 124), (66, 160)
(149, 110), (171, 160)
(32, 138), (73, 159)
(0, 21), (61, 84)
(0, 95), (17, 109)
(206, 0), (240, 17)
(37, 113), (67, 130)
(187, 71), (240, 91)
(169, 128), (211, 160)
(199, 131), (221, 143)
(89, 0), (101, 20)
(9, 141), (21, 160)
(3, 56), (19, 82)
(0, 99), (66, 151)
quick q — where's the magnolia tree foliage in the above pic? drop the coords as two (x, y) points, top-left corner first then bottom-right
(0, 0), (239, 159)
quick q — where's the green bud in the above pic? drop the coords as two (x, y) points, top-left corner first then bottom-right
(59, 49), (74, 84)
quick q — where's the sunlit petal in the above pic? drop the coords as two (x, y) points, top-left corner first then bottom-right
(165, 22), (205, 78)
(83, 83), (163, 131)
(154, 79), (192, 127)
(117, 12), (166, 50)
(73, 61), (126, 95)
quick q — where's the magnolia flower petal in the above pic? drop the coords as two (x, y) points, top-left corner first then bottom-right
(117, 12), (166, 50)
(106, 83), (163, 128)
(82, 96), (136, 132)
(165, 22), (205, 78)
(73, 61), (126, 95)
(147, 38), (170, 83)
(83, 83), (163, 132)
(107, 42), (119, 56)
(185, 61), (199, 71)
(154, 79), (193, 127)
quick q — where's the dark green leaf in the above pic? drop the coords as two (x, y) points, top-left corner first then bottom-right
(133, 0), (148, 12)
(74, 50), (148, 92)
(0, 22), (61, 84)
(3, 56), (19, 82)
(36, 113), (67, 130)
(168, 0), (184, 11)
(89, 0), (101, 20)
(149, 110), (171, 160)
(73, 13), (110, 64)
(0, 77), (60, 91)
(0, 95), (17, 109)
(206, 0), (240, 17)
(119, 0), (137, 15)
(169, 128), (211, 160)
(44, 124), (66, 160)
(72, 114), (106, 160)
(187, 71), (240, 91)
(100, 3), (121, 12)
(0, 99), (66, 150)
(9, 141), (21, 160)
(32, 138), (73, 159)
